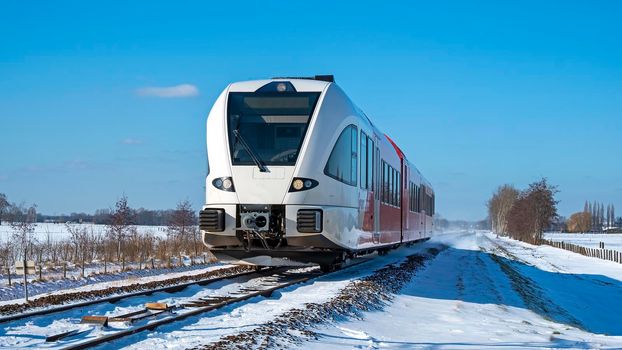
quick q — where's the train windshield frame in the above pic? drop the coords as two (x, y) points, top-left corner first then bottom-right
(227, 92), (321, 166)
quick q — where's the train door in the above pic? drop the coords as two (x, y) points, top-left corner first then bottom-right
(400, 162), (405, 243)
(373, 144), (380, 243)
(402, 164), (408, 242)
(421, 185), (426, 235)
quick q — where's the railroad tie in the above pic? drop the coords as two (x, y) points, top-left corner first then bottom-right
(80, 315), (109, 327)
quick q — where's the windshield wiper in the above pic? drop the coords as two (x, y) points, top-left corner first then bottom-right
(232, 129), (269, 172)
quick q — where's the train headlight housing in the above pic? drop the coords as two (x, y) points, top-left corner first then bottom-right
(289, 177), (318, 192)
(212, 177), (235, 192)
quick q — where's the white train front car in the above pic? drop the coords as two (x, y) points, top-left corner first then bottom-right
(200, 76), (434, 270)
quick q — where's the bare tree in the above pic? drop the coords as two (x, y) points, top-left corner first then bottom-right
(167, 200), (196, 265)
(10, 204), (38, 261)
(566, 211), (591, 233)
(66, 223), (92, 277)
(106, 195), (134, 265)
(487, 184), (519, 236)
(506, 178), (558, 242)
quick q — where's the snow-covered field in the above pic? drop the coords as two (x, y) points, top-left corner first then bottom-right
(544, 232), (622, 252)
(2, 231), (622, 349)
(0, 222), (168, 241)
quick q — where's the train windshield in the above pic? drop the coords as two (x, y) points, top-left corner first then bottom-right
(227, 92), (321, 166)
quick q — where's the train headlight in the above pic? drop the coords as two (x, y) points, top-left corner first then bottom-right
(214, 178), (223, 188)
(212, 177), (235, 192)
(289, 177), (318, 192)
(292, 179), (304, 190)
(222, 178), (233, 190)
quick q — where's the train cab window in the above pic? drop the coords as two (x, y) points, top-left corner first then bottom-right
(324, 124), (358, 186)
(227, 91), (321, 166)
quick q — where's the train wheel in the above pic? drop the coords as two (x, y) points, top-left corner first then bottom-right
(319, 264), (333, 273)
(320, 262), (343, 273)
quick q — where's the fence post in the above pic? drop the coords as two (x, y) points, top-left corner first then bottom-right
(23, 258), (29, 303)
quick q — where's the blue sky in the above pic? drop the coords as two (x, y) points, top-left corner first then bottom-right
(1, 1), (621, 220)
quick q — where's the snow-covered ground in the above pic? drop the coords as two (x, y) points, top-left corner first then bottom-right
(0, 262), (225, 304)
(544, 232), (622, 252)
(2, 231), (622, 349)
(0, 222), (168, 241)
(299, 232), (622, 349)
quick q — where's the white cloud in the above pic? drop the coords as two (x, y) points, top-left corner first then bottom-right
(121, 138), (143, 145)
(136, 84), (199, 98)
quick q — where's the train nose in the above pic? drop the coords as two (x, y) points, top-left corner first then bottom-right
(231, 167), (295, 204)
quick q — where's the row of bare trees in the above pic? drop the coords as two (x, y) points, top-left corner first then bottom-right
(487, 178), (559, 243)
(0, 193), (209, 281)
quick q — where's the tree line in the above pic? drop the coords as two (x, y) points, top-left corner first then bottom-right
(0, 193), (208, 280)
(566, 201), (620, 233)
(487, 178), (559, 243)
(0, 193), (190, 226)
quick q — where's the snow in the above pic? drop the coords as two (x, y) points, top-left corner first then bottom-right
(0, 263), (228, 306)
(544, 232), (622, 252)
(2, 231), (622, 349)
(0, 222), (169, 241)
(298, 232), (622, 349)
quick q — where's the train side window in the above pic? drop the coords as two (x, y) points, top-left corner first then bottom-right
(390, 168), (394, 206)
(368, 137), (374, 192)
(360, 132), (367, 189)
(410, 184), (413, 211)
(383, 161), (388, 203)
(350, 126), (358, 185)
(408, 182), (413, 212)
(415, 185), (420, 212)
(324, 124), (358, 186)
(397, 171), (401, 205)
(388, 166), (393, 205)
(380, 161), (384, 202)
(376, 148), (380, 199)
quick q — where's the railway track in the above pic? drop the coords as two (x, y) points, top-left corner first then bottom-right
(0, 265), (262, 324)
(1, 258), (372, 350)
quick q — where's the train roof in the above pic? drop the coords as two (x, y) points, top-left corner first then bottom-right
(227, 76), (333, 93)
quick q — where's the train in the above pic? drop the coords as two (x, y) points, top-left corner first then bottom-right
(199, 75), (435, 271)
